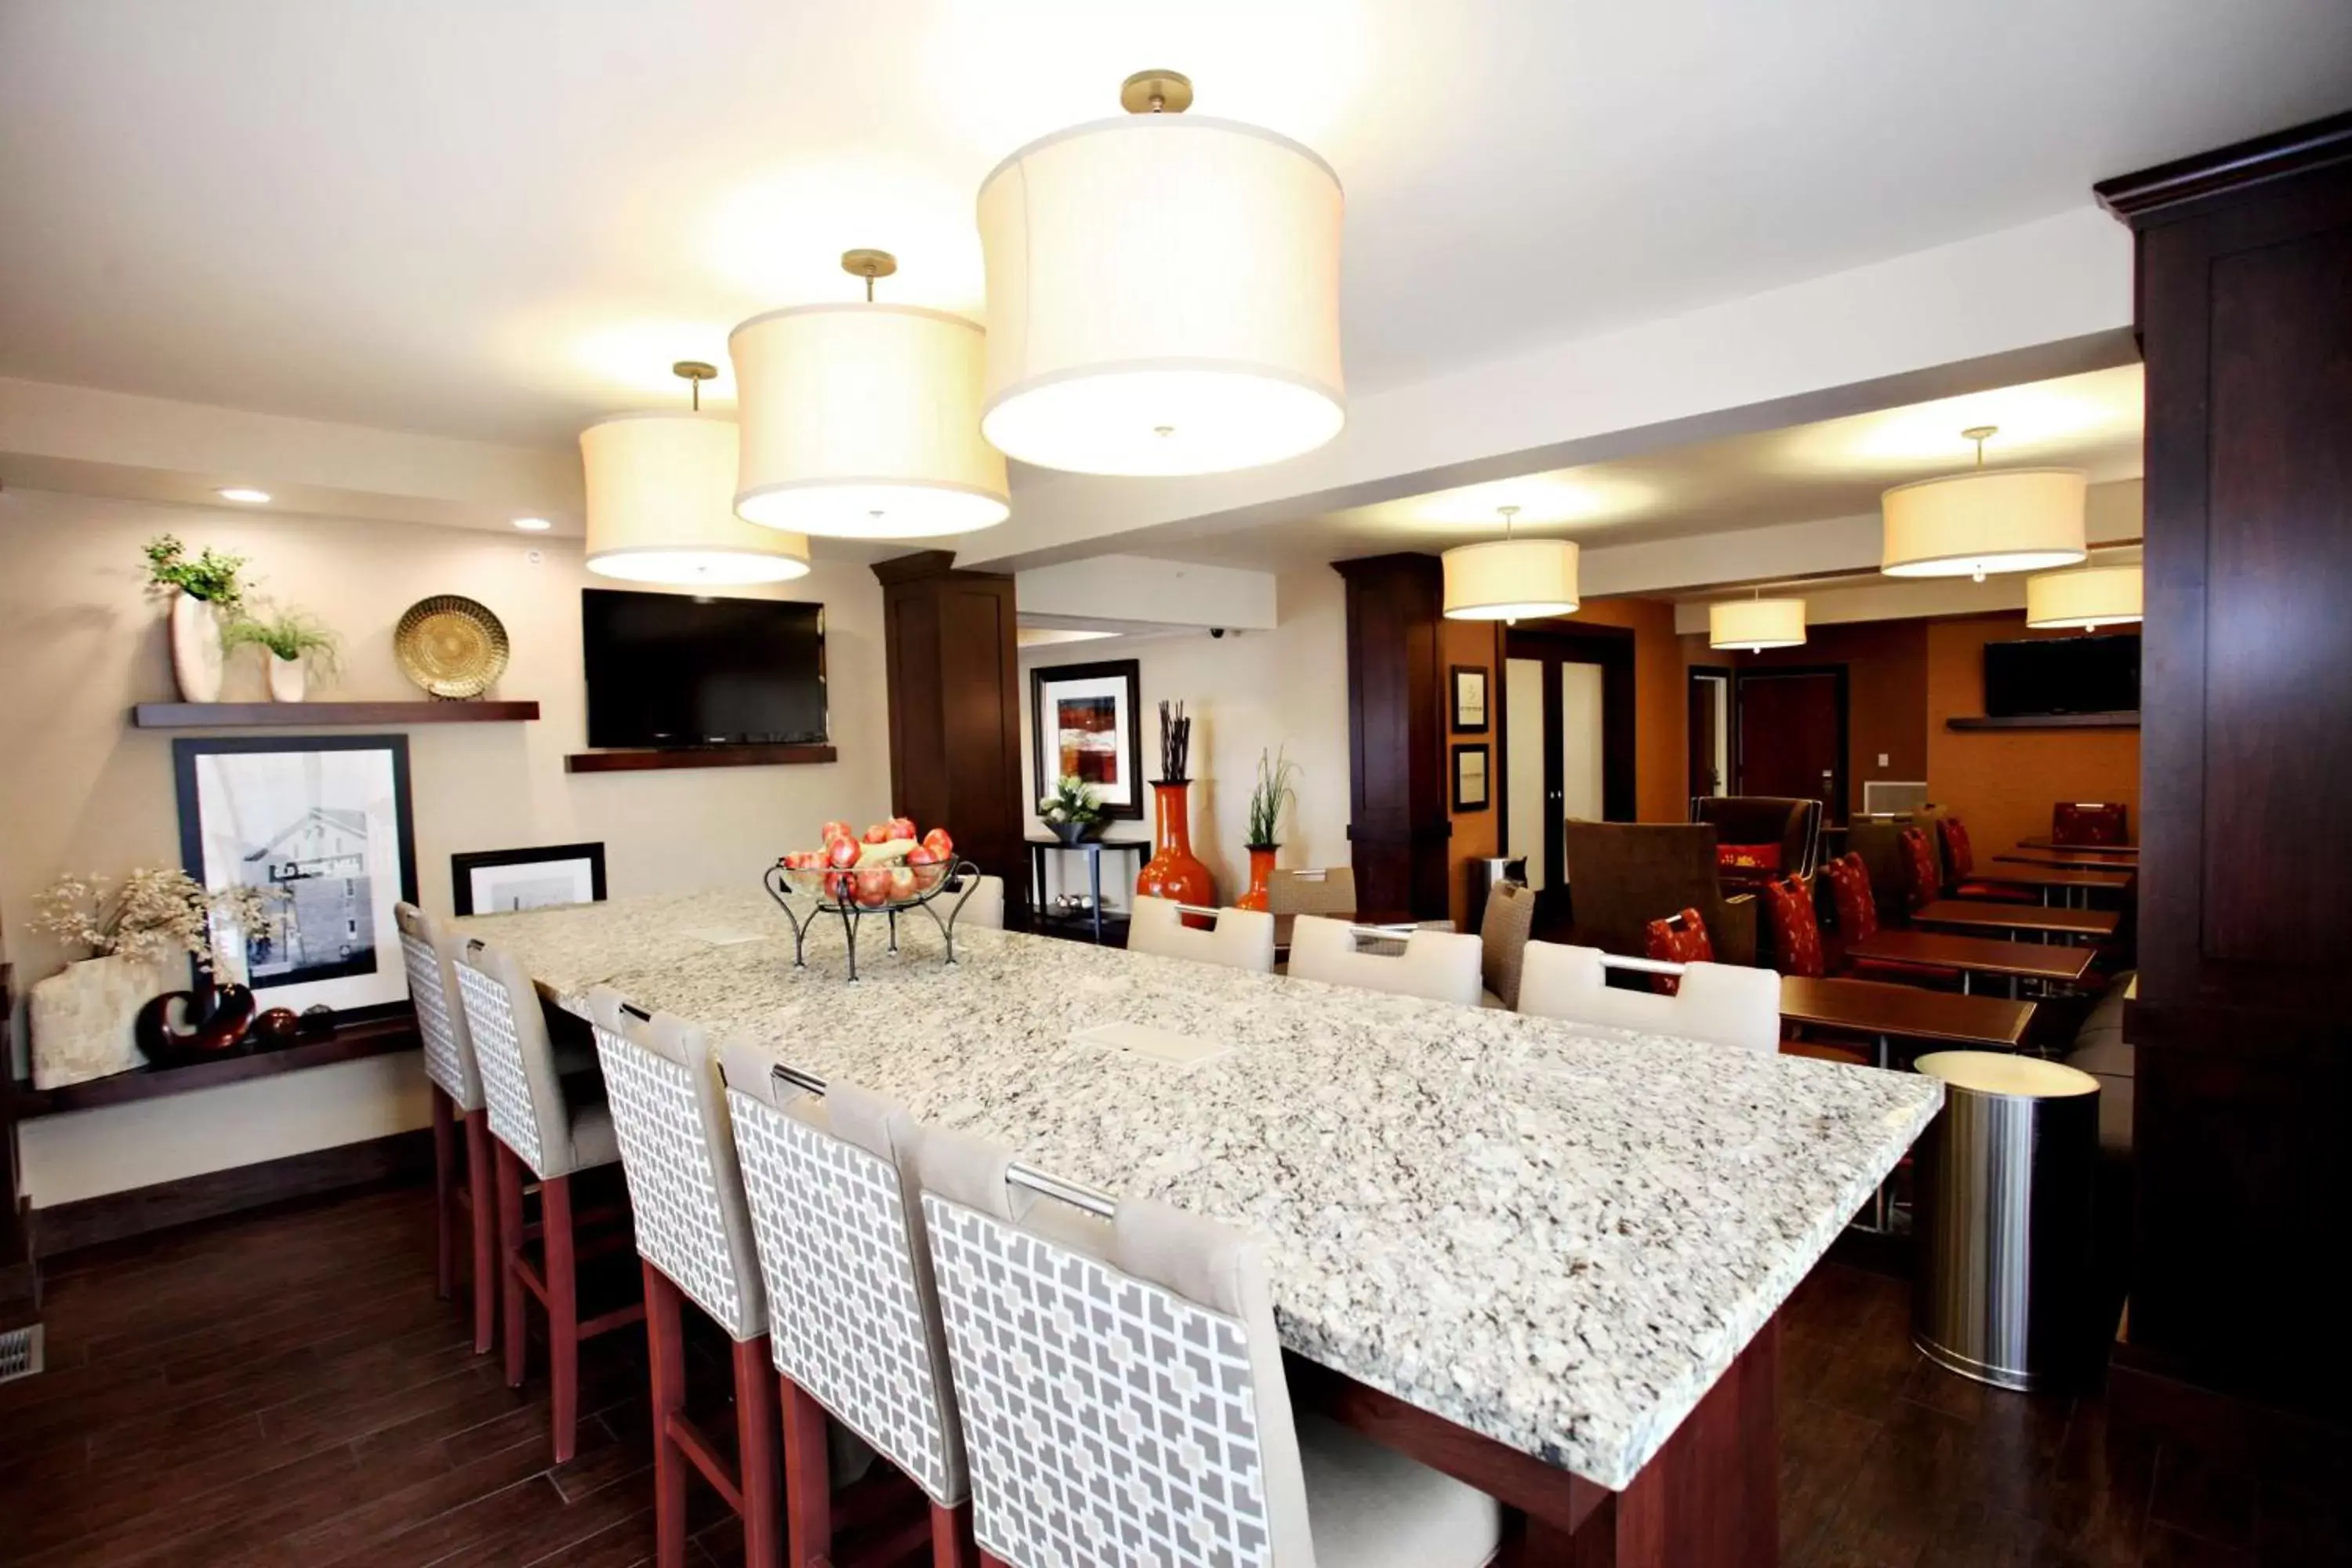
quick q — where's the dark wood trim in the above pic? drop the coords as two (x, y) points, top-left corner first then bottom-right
(132, 700), (539, 728)
(866, 548), (960, 587)
(0, 964), (36, 1328)
(564, 743), (838, 772)
(449, 841), (608, 915)
(28, 1126), (433, 1257)
(1334, 555), (1453, 921)
(1027, 659), (1145, 821)
(10, 1011), (418, 1119)
(2096, 109), (2352, 224)
(1945, 712), (2140, 731)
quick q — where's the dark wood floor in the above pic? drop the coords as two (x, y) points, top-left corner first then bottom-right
(2, 1183), (2341, 1566)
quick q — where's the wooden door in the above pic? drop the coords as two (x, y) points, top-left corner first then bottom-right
(1502, 626), (1636, 922)
(1735, 669), (1846, 819)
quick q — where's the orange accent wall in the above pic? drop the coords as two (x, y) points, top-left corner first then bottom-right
(1559, 597), (1686, 823)
(1441, 617), (1501, 929)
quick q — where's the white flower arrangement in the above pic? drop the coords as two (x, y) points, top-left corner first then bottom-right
(34, 867), (281, 975)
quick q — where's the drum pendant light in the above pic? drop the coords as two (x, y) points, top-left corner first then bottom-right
(1710, 593), (1808, 652)
(2027, 564), (2142, 631)
(730, 250), (1009, 539)
(975, 70), (1346, 476)
(1443, 506), (1580, 621)
(582, 363), (811, 585)
(1881, 425), (2087, 582)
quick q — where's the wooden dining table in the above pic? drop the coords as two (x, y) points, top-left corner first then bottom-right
(2016, 835), (2138, 857)
(1780, 974), (2038, 1060)
(1843, 927), (2097, 997)
(1956, 862), (2134, 907)
(1914, 898), (2119, 942)
(1994, 846), (2146, 872)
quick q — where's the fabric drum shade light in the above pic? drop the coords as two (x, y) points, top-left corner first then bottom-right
(581, 413), (811, 584)
(1442, 539), (1579, 620)
(1710, 597), (1807, 652)
(2027, 564), (2143, 630)
(729, 303), (1009, 539)
(1880, 467), (2088, 579)
(976, 114), (1345, 476)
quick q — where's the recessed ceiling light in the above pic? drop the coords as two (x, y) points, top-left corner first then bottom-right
(215, 487), (271, 504)
(511, 517), (554, 532)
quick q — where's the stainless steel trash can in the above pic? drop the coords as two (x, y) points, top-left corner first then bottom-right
(1911, 1051), (2101, 1392)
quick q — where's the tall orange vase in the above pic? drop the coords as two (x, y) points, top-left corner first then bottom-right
(1235, 846), (1278, 912)
(1136, 781), (1215, 906)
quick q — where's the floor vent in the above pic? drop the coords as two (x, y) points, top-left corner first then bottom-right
(0, 1324), (43, 1385)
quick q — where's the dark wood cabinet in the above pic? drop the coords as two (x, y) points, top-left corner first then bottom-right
(1334, 555), (1451, 921)
(2096, 113), (2352, 1423)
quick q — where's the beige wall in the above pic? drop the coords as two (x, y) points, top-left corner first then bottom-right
(1018, 568), (1350, 912)
(0, 485), (890, 1204)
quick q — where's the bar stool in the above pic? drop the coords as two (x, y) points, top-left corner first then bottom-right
(453, 937), (643, 1463)
(915, 1127), (1503, 1568)
(1287, 914), (1483, 1005)
(722, 1047), (975, 1568)
(1127, 896), (1276, 972)
(394, 902), (498, 1353)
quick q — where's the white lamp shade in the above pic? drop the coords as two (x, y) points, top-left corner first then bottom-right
(730, 304), (1009, 539)
(581, 413), (811, 585)
(1442, 539), (1580, 620)
(1881, 466), (2088, 578)
(2027, 564), (2143, 630)
(1710, 597), (1808, 651)
(977, 116), (1345, 476)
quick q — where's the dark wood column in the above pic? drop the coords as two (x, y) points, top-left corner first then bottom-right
(1, 965), (38, 1334)
(872, 552), (1025, 909)
(1334, 554), (1450, 922)
(2095, 114), (2352, 1426)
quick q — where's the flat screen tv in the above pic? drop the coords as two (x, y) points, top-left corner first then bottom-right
(582, 588), (827, 749)
(1982, 633), (2140, 717)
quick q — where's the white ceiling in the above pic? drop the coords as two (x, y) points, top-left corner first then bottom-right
(4, 2), (2348, 455)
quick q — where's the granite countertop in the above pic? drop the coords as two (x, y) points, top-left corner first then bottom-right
(458, 887), (1940, 1490)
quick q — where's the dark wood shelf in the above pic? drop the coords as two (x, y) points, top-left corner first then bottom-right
(132, 700), (540, 728)
(9, 1013), (417, 1119)
(565, 744), (838, 773)
(1945, 712), (2140, 731)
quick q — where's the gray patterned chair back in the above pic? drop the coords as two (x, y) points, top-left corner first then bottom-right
(916, 1127), (1315, 1568)
(721, 1044), (967, 1506)
(585, 989), (765, 1341)
(453, 936), (588, 1179)
(395, 902), (481, 1112)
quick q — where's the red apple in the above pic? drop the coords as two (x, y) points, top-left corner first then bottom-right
(821, 820), (853, 844)
(922, 827), (954, 858)
(888, 815), (918, 841)
(887, 865), (919, 900)
(825, 834), (859, 869)
(853, 866), (894, 907)
(822, 869), (855, 903)
(862, 822), (894, 845)
(905, 844), (939, 867)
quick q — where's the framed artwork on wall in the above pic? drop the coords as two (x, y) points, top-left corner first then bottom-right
(1451, 742), (1492, 812)
(172, 735), (418, 1017)
(450, 842), (608, 916)
(1029, 659), (1145, 820)
(1450, 664), (1489, 732)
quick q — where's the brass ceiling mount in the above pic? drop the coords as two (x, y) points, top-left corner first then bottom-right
(842, 248), (898, 302)
(1120, 70), (1194, 114)
(672, 360), (718, 384)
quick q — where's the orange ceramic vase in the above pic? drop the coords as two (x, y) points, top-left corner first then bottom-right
(1235, 846), (1278, 912)
(1136, 781), (1215, 906)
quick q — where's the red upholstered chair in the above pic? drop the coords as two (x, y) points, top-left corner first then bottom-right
(1643, 907), (1713, 996)
(1826, 851), (1959, 986)
(1936, 815), (2029, 901)
(1896, 827), (1942, 915)
(2053, 801), (2129, 846)
(1762, 877), (1827, 979)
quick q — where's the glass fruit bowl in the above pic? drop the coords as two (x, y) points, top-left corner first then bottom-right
(771, 856), (953, 907)
(761, 855), (982, 982)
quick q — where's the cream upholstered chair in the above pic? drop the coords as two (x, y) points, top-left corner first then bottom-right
(1266, 866), (1357, 917)
(395, 902), (499, 1352)
(586, 989), (781, 1568)
(1127, 895), (1277, 973)
(723, 1047), (972, 1567)
(916, 1127), (1502, 1568)
(1515, 940), (1781, 1055)
(453, 937), (641, 1463)
(1287, 915), (1483, 1007)
(1477, 881), (1537, 1010)
(953, 873), (1005, 931)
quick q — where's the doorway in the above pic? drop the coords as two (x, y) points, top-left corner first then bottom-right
(1733, 666), (1849, 821)
(1501, 624), (1636, 913)
(1687, 665), (1732, 800)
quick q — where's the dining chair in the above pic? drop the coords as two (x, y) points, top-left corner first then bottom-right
(722, 1049), (975, 1568)
(1265, 866), (1356, 916)
(453, 937), (644, 1464)
(1826, 852), (1960, 987)
(394, 902), (499, 1353)
(2052, 800), (2129, 847)
(1127, 895), (1276, 972)
(1934, 815), (2027, 901)
(1896, 827), (1943, 915)
(952, 873), (1005, 931)
(586, 989), (782, 1568)
(914, 1126), (1503, 1568)
(1761, 877), (1827, 978)
(1642, 907), (1715, 995)
(1516, 940), (1781, 1055)
(1286, 915), (1483, 1005)
(1479, 880), (1537, 1008)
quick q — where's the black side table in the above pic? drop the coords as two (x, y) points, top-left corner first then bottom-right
(1025, 837), (1149, 943)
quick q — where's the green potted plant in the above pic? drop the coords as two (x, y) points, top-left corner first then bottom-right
(1236, 746), (1298, 911)
(224, 608), (340, 702)
(1038, 774), (1106, 844)
(143, 535), (247, 702)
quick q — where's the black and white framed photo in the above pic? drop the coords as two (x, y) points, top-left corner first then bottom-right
(1029, 659), (1145, 820)
(1451, 742), (1491, 812)
(1450, 664), (1489, 732)
(451, 842), (608, 916)
(173, 735), (418, 1015)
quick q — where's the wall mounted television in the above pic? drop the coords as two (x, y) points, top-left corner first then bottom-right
(1983, 632), (2140, 717)
(582, 587), (827, 749)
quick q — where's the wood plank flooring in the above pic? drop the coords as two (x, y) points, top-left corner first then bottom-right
(1, 1180), (2342, 1565)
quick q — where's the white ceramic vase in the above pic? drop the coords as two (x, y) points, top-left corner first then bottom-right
(27, 953), (169, 1089)
(267, 653), (306, 702)
(169, 590), (225, 702)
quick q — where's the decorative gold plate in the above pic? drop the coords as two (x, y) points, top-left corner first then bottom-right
(394, 595), (510, 699)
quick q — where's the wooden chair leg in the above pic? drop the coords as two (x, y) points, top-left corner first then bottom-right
(464, 1110), (499, 1356)
(735, 1337), (782, 1568)
(544, 1172), (580, 1464)
(645, 1263), (691, 1568)
(495, 1141), (528, 1390)
(931, 1500), (976, 1567)
(781, 1374), (833, 1568)
(430, 1085), (456, 1301)
(977, 1552), (1012, 1568)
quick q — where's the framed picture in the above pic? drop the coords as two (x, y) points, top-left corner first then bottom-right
(451, 842), (608, 916)
(173, 735), (418, 1016)
(1451, 742), (1491, 812)
(1029, 659), (1144, 820)
(1450, 664), (1489, 732)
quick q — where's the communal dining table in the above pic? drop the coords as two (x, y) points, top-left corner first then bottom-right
(1955, 862), (2135, 908)
(458, 887), (1938, 1566)
(1842, 927), (2097, 996)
